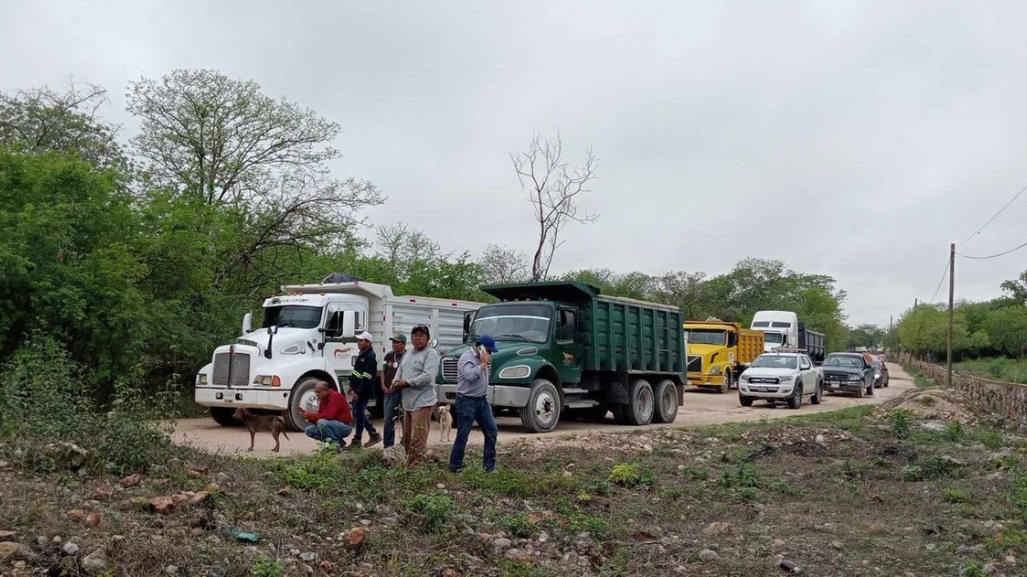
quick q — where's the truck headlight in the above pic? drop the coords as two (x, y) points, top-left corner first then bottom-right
(498, 365), (531, 379)
(197, 373), (208, 385)
(848, 375), (863, 382)
(254, 375), (282, 386)
(739, 375), (748, 383)
(708, 365), (723, 376)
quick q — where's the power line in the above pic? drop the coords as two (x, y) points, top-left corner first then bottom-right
(957, 239), (1027, 260)
(962, 181), (1027, 244)
(927, 257), (950, 303)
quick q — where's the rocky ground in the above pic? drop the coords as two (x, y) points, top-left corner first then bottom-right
(2, 390), (1025, 577)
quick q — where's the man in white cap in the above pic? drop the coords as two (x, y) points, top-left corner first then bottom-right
(347, 331), (381, 448)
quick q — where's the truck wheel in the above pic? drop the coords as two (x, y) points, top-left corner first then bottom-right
(519, 379), (561, 433)
(810, 380), (823, 405)
(285, 377), (321, 432)
(856, 382), (866, 398)
(867, 377), (875, 397)
(651, 380), (679, 423)
(624, 379), (655, 426)
(787, 384), (802, 409)
(738, 393), (754, 407)
(210, 407), (241, 427)
(718, 371), (732, 394)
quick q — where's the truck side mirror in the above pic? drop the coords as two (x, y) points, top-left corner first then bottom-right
(241, 312), (252, 336)
(462, 311), (474, 343)
(342, 311), (356, 338)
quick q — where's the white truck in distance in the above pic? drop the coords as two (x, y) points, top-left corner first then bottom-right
(750, 310), (826, 363)
(194, 280), (482, 431)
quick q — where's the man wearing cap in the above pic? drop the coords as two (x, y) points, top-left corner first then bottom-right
(380, 333), (407, 449)
(390, 324), (439, 466)
(347, 331), (381, 449)
(448, 335), (500, 473)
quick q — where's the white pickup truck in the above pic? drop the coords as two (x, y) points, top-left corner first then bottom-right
(737, 351), (824, 409)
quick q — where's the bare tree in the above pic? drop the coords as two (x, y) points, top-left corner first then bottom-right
(479, 244), (529, 284)
(511, 133), (598, 281)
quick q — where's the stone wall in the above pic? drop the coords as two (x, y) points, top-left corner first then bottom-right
(901, 354), (1027, 432)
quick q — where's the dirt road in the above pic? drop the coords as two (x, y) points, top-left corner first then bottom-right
(172, 362), (913, 457)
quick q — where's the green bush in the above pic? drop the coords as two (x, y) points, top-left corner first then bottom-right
(503, 513), (538, 538)
(282, 446), (346, 491)
(890, 410), (912, 438)
(570, 514), (609, 539)
(251, 557), (284, 577)
(406, 494), (454, 534)
(959, 562), (985, 577)
(901, 465), (923, 482)
(942, 421), (966, 442)
(943, 489), (972, 504)
(464, 467), (532, 497)
(717, 464), (761, 489)
(608, 463), (654, 488)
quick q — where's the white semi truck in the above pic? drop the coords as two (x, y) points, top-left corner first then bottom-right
(194, 280), (482, 431)
(750, 310), (826, 363)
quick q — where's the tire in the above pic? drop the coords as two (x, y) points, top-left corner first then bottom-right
(652, 380), (679, 424)
(739, 393), (754, 407)
(883, 373), (890, 387)
(718, 371), (733, 394)
(624, 379), (655, 426)
(787, 383), (802, 409)
(285, 377), (322, 432)
(210, 407), (241, 427)
(856, 382), (866, 398)
(867, 377), (875, 397)
(519, 379), (561, 433)
(810, 380), (823, 405)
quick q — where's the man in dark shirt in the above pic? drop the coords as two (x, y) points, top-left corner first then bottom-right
(348, 331), (381, 449)
(380, 334), (406, 449)
(303, 381), (354, 449)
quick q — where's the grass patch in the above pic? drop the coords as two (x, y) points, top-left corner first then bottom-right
(251, 558), (284, 577)
(406, 494), (455, 534)
(569, 514), (609, 539)
(942, 489), (972, 504)
(502, 513), (539, 538)
(609, 463), (654, 489)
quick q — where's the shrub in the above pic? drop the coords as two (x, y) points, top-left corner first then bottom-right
(943, 489), (971, 504)
(609, 463), (654, 488)
(282, 446), (346, 491)
(1, 335), (91, 438)
(679, 465), (709, 481)
(959, 562), (985, 577)
(717, 464), (760, 489)
(251, 557), (284, 577)
(570, 514), (609, 539)
(406, 494), (454, 534)
(503, 513), (537, 538)
(942, 421), (966, 442)
(901, 465), (923, 482)
(890, 410), (912, 438)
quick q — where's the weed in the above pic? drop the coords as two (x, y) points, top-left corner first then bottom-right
(943, 489), (972, 504)
(281, 448), (345, 491)
(769, 479), (804, 496)
(570, 514), (609, 539)
(987, 527), (1027, 554)
(591, 479), (612, 495)
(609, 463), (654, 488)
(406, 494), (454, 534)
(842, 460), (870, 480)
(497, 560), (556, 577)
(901, 465), (923, 482)
(891, 410), (912, 438)
(503, 513), (538, 538)
(942, 421), (966, 442)
(679, 465), (709, 481)
(976, 428), (1004, 449)
(994, 455), (1021, 471)
(661, 487), (685, 500)
(251, 557), (284, 577)
(464, 467), (531, 497)
(959, 562), (985, 577)
(717, 464), (760, 490)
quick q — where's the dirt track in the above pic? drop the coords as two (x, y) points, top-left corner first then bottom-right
(172, 362), (913, 457)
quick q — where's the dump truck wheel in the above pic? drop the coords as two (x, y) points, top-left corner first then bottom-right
(624, 379), (654, 426)
(519, 379), (561, 433)
(651, 380), (678, 423)
(718, 371), (732, 394)
(285, 378), (320, 432)
(210, 407), (241, 427)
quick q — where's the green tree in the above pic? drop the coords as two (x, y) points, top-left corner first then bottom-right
(1000, 270), (1027, 305)
(982, 305), (1027, 360)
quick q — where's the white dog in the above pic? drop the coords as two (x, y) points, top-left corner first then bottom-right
(436, 405), (453, 442)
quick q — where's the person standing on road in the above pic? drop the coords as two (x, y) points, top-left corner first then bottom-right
(380, 333), (407, 449)
(347, 331), (382, 449)
(303, 381), (355, 450)
(390, 324), (439, 467)
(448, 335), (499, 473)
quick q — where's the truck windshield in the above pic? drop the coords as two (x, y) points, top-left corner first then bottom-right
(762, 332), (784, 344)
(686, 330), (727, 345)
(825, 356), (862, 368)
(751, 356), (797, 369)
(262, 305), (323, 329)
(472, 304), (551, 344)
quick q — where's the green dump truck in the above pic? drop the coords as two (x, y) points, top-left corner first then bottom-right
(437, 282), (686, 432)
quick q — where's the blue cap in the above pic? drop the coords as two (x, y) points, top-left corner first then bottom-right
(476, 335), (498, 353)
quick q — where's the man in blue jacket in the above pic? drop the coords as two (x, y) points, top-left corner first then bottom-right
(448, 335), (499, 473)
(348, 331), (381, 449)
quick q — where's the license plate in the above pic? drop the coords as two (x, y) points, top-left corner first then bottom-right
(830, 383), (839, 388)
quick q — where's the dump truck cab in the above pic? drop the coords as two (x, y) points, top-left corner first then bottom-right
(437, 282), (685, 433)
(684, 320), (765, 394)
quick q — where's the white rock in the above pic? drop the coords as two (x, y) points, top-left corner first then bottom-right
(62, 542), (80, 556)
(82, 549), (109, 574)
(698, 548), (718, 561)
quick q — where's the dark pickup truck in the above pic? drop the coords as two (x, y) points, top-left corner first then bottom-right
(821, 352), (875, 398)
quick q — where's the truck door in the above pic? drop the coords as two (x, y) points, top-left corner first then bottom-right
(555, 307), (582, 385)
(322, 304), (360, 388)
(800, 355), (815, 390)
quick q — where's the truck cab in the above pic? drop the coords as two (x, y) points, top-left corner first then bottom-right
(437, 282), (685, 433)
(751, 311), (799, 352)
(684, 320), (764, 393)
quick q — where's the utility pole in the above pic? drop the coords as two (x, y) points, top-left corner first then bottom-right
(947, 242), (955, 387)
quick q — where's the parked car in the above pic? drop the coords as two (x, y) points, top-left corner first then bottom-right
(871, 358), (890, 388)
(738, 351), (824, 409)
(822, 352), (875, 398)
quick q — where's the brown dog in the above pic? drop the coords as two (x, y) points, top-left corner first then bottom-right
(232, 408), (290, 452)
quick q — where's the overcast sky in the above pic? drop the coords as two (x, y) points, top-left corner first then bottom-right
(3, 0), (1027, 326)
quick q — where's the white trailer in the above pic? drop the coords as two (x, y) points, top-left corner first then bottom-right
(194, 280), (482, 430)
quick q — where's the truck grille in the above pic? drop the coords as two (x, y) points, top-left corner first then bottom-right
(212, 352), (250, 387)
(686, 355), (702, 372)
(441, 358), (459, 383)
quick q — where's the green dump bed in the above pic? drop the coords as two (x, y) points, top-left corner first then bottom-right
(481, 282), (685, 376)
(583, 295), (684, 374)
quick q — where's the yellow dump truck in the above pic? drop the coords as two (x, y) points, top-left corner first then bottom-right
(684, 320), (765, 393)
